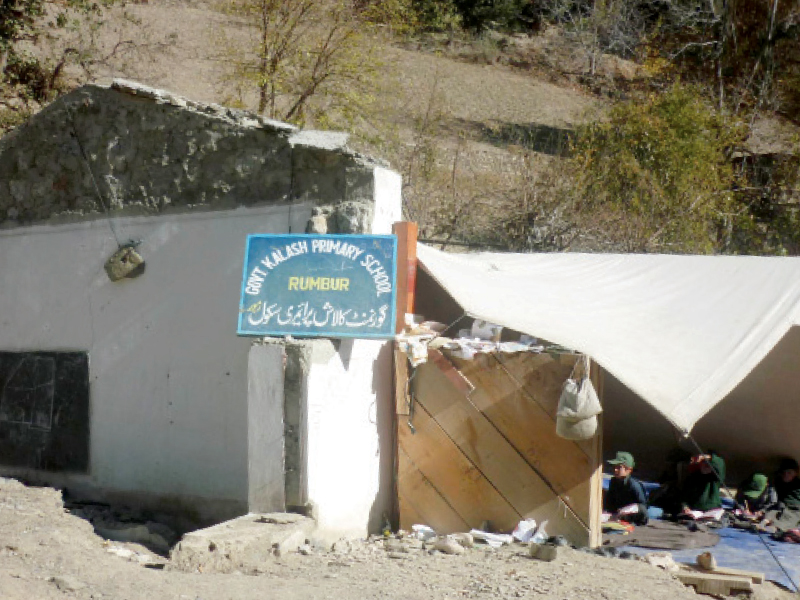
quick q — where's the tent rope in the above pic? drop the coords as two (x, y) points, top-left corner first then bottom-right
(685, 434), (799, 593)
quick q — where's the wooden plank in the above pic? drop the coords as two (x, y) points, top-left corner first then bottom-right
(447, 352), (595, 523)
(392, 222), (418, 334)
(397, 448), (469, 533)
(685, 565), (765, 584)
(414, 357), (589, 544)
(395, 345), (410, 416)
(675, 571), (753, 595)
(398, 492), (426, 532)
(399, 402), (521, 533)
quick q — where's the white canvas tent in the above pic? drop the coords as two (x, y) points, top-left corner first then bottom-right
(416, 244), (800, 478)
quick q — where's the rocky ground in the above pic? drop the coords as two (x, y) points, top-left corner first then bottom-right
(1, 476), (795, 600)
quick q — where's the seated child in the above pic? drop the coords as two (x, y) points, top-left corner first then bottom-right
(735, 473), (776, 519)
(604, 451), (648, 526)
(765, 458), (800, 536)
(679, 453), (726, 515)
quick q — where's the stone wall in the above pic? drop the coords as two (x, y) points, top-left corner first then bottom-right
(0, 79), (381, 232)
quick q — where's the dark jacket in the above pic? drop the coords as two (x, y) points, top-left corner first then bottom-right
(681, 454), (725, 512)
(775, 476), (800, 511)
(605, 475), (648, 513)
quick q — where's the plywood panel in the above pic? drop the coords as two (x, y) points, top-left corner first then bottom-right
(396, 348), (602, 546)
(399, 402), (521, 533)
(449, 353), (594, 522)
(398, 492), (425, 532)
(414, 354), (589, 542)
(397, 448), (469, 533)
(487, 352), (576, 419)
(489, 352), (597, 457)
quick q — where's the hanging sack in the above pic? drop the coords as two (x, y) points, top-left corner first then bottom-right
(556, 355), (602, 440)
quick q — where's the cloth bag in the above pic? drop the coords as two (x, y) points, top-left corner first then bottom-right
(556, 355), (602, 440)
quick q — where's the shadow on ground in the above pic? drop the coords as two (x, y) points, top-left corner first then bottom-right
(64, 497), (182, 558)
(454, 119), (575, 156)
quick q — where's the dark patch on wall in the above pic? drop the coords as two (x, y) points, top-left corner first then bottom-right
(0, 352), (89, 472)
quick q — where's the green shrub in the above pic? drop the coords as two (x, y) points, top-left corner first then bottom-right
(572, 84), (746, 252)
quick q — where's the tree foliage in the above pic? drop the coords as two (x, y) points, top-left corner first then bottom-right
(215, 0), (380, 127)
(569, 84), (746, 252)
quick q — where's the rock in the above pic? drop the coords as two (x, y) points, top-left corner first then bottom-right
(546, 535), (570, 547)
(387, 551), (410, 560)
(331, 540), (352, 555)
(106, 546), (135, 559)
(696, 551), (717, 571)
(298, 544), (313, 556)
(593, 547), (618, 558)
(50, 575), (86, 592)
(644, 552), (679, 572)
(529, 543), (559, 562)
(404, 538), (424, 550)
(384, 539), (408, 554)
(434, 536), (465, 555)
(104, 246), (145, 282)
(169, 512), (315, 574)
(305, 214), (328, 234)
(450, 533), (474, 548)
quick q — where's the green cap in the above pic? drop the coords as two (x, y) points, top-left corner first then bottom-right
(608, 451), (635, 468)
(743, 473), (768, 500)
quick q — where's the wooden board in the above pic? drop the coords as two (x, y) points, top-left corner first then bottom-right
(448, 352), (595, 522)
(397, 348), (603, 546)
(399, 402), (521, 533)
(392, 222), (418, 334)
(414, 351), (589, 543)
(397, 448), (469, 533)
(685, 565), (765, 584)
(676, 571), (753, 595)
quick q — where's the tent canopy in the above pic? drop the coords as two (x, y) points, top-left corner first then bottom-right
(417, 244), (800, 433)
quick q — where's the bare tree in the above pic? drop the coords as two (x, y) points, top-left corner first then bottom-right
(213, 0), (379, 126)
(538, 0), (646, 76)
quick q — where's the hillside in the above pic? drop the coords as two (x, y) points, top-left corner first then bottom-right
(3, 0), (799, 253)
(31, 0), (603, 245)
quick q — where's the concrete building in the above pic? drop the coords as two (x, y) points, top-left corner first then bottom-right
(0, 80), (401, 539)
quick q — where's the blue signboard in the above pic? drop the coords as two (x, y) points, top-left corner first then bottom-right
(238, 234), (397, 338)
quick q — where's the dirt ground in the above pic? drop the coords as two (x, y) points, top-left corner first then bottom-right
(1, 476), (795, 600)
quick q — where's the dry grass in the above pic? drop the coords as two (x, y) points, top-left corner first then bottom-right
(49, 0), (609, 244)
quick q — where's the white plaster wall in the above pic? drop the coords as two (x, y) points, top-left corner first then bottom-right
(0, 203), (309, 521)
(371, 167), (403, 235)
(247, 344), (286, 512)
(305, 339), (393, 539)
(303, 164), (401, 539)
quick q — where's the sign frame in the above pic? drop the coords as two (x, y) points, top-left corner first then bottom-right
(237, 233), (398, 339)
